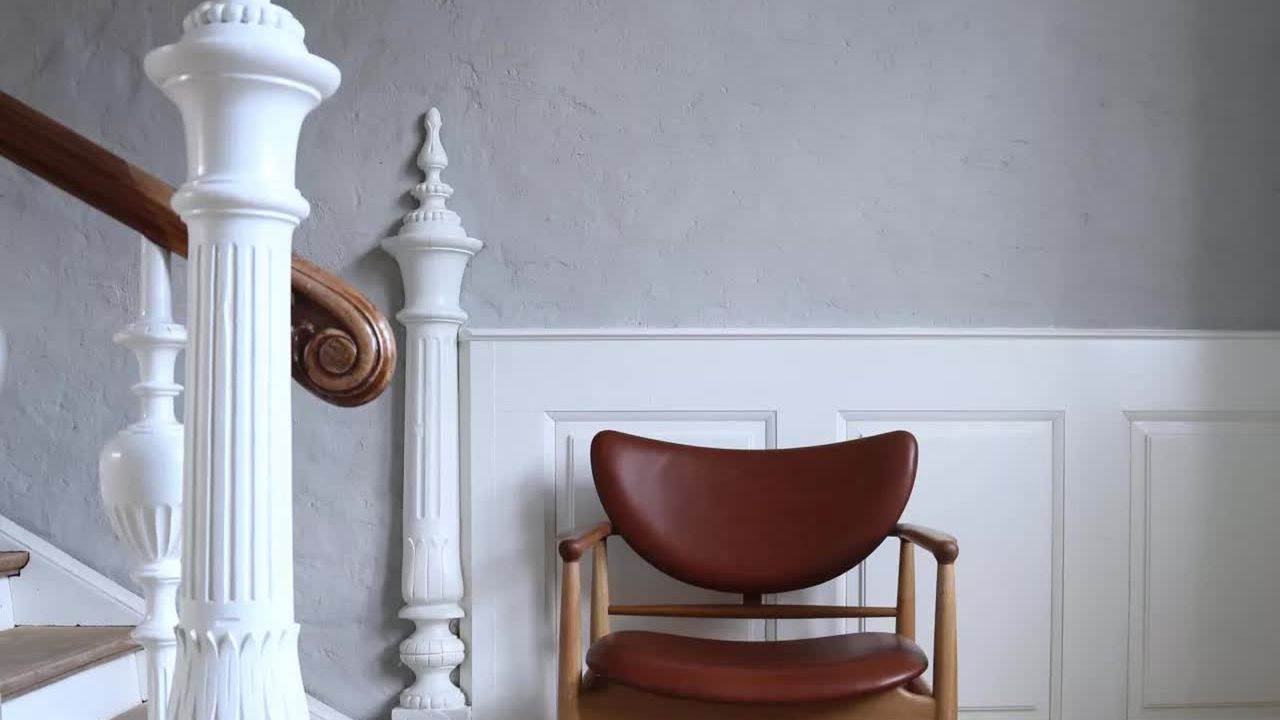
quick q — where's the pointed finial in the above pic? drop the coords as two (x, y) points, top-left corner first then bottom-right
(422, 107), (448, 175)
(404, 108), (465, 237)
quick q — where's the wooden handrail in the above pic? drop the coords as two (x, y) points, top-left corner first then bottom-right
(0, 90), (395, 407)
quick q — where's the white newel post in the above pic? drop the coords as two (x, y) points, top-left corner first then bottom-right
(100, 238), (186, 720)
(144, 2), (340, 717)
(383, 108), (482, 720)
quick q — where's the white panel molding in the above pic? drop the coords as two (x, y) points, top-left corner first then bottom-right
(842, 411), (1064, 720)
(547, 411), (778, 646)
(545, 410), (778, 533)
(1127, 413), (1280, 720)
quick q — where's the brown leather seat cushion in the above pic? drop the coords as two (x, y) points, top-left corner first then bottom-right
(586, 630), (928, 705)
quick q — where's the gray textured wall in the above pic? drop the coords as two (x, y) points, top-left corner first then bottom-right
(1, 1), (1278, 718)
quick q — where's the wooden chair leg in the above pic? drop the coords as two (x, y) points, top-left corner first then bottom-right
(933, 563), (957, 720)
(559, 560), (582, 720)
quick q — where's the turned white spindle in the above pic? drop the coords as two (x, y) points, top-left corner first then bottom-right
(144, 2), (339, 717)
(100, 238), (186, 720)
(383, 108), (482, 719)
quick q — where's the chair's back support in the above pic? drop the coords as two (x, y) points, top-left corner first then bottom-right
(589, 430), (918, 596)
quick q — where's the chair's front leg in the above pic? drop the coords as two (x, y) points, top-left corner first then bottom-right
(559, 559), (583, 720)
(934, 562), (957, 720)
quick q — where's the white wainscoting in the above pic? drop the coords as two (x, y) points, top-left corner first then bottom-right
(461, 330), (1280, 720)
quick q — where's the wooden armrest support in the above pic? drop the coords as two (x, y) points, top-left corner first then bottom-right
(558, 523), (614, 712)
(893, 523), (959, 564)
(558, 521), (613, 562)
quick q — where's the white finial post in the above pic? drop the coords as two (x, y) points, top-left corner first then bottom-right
(100, 238), (186, 720)
(144, 2), (340, 717)
(383, 108), (482, 720)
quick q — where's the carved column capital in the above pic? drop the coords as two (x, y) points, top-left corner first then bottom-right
(145, 0), (339, 226)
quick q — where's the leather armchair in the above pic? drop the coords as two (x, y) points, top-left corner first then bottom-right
(555, 430), (960, 720)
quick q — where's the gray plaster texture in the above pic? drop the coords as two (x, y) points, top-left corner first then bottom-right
(2, 1), (1279, 717)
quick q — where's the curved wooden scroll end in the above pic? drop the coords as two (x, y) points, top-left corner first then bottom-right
(291, 256), (397, 407)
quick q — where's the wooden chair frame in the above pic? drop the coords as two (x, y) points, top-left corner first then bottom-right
(556, 522), (959, 720)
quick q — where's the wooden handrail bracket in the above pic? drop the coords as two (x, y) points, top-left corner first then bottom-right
(0, 90), (395, 406)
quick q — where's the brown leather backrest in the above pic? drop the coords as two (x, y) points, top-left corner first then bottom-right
(590, 430), (918, 596)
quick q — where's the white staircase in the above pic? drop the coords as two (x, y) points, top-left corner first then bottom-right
(0, 520), (352, 720)
(0, 550), (145, 720)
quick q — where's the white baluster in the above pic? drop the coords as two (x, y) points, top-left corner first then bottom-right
(100, 238), (185, 720)
(144, 2), (339, 717)
(383, 108), (482, 719)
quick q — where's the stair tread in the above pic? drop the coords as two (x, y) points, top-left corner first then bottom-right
(0, 625), (138, 699)
(113, 703), (148, 720)
(0, 551), (30, 578)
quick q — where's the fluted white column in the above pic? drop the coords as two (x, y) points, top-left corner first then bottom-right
(100, 238), (186, 720)
(383, 109), (482, 720)
(144, 2), (339, 717)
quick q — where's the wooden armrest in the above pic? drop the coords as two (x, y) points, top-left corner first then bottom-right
(893, 523), (959, 564)
(557, 521), (613, 561)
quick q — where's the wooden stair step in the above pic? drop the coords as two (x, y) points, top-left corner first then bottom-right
(0, 551), (30, 578)
(0, 626), (138, 700)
